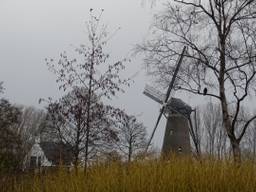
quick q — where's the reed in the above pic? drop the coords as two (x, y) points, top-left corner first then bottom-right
(4, 157), (256, 192)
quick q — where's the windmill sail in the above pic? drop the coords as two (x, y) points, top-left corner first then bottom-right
(143, 85), (165, 104)
(145, 46), (187, 152)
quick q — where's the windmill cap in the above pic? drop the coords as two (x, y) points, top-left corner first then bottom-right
(166, 98), (193, 118)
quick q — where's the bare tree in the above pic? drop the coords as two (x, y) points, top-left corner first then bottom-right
(45, 87), (119, 172)
(199, 102), (229, 159)
(235, 108), (256, 160)
(16, 106), (46, 152)
(215, 122), (228, 159)
(194, 102), (255, 160)
(138, 0), (256, 162)
(45, 10), (130, 172)
(203, 102), (222, 156)
(116, 115), (147, 162)
(0, 82), (3, 94)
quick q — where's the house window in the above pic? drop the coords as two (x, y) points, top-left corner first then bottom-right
(30, 156), (37, 168)
(178, 147), (182, 153)
(170, 129), (173, 136)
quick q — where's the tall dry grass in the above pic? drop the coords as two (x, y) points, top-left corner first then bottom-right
(3, 157), (256, 192)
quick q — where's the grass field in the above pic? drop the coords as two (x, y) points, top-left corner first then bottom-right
(3, 157), (256, 192)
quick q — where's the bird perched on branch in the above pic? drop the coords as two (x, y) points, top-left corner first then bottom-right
(203, 88), (207, 95)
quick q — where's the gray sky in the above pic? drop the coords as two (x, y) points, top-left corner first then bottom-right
(0, 0), (206, 148)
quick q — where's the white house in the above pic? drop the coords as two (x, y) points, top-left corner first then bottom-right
(25, 138), (73, 169)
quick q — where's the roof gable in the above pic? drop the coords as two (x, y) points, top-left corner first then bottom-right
(39, 142), (73, 166)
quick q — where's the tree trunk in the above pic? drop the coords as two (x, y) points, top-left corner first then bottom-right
(230, 139), (241, 164)
(74, 119), (81, 175)
(220, 91), (241, 162)
(84, 131), (89, 174)
(84, 44), (94, 175)
(218, 38), (240, 163)
(74, 155), (79, 175)
(128, 140), (132, 163)
(73, 143), (80, 175)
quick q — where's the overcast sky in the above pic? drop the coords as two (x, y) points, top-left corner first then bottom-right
(0, 0), (207, 148)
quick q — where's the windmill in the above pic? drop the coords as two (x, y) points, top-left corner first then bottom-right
(143, 46), (194, 155)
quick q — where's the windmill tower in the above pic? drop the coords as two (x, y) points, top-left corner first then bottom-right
(143, 46), (193, 155)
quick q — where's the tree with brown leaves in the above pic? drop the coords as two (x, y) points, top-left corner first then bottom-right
(44, 10), (130, 172)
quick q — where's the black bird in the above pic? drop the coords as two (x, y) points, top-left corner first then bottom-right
(203, 88), (207, 95)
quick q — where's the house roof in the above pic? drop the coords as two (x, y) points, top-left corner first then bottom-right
(39, 142), (73, 166)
